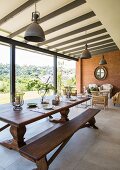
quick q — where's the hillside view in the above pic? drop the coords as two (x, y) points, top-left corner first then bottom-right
(0, 62), (76, 104)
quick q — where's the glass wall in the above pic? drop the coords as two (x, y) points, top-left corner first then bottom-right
(57, 58), (76, 95)
(15, 48), (54, 101)
(0, 44), (10, 104)
(0, 43), (76, 104)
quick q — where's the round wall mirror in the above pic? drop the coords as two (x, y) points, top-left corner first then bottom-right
(94, 66), (107, 80)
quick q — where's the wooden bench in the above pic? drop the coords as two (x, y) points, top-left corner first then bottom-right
(19, 108), (100, 170)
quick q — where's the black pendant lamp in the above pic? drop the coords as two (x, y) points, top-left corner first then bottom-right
(80, 31), (91, 59)
(80, 43), (91, 59)
(99, 55), (107, 65)
(24, 3), (45, 42)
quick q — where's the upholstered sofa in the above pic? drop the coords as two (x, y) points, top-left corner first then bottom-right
(99, 84), (113, 98)
(88, 84), (98, 89)
(112, 92), (120, 106)
(86, 83), (113, 98)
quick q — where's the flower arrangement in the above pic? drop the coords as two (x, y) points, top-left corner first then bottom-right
(27, 77), (55, 103)
(87, 86), (99, 94)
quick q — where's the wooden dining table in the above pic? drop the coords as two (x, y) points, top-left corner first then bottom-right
(0, 96), (90, 151)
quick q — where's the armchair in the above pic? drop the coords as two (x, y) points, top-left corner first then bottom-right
(112, 92), (120, 106)
(100, 84), (113, 98)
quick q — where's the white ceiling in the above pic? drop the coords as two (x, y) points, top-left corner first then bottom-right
(86, 0), (120, 49)
(0, 0), (119, 59)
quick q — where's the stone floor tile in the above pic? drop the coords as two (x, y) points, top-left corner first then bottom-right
(74, 159), (109, 170)
(5, 157), (35, 170)
(0, 146), (21, 168)
(82, 139), (120, 169)
(0, 99), (120, 170)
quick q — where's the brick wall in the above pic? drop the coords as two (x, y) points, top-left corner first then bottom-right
(76, 50), (120, 95)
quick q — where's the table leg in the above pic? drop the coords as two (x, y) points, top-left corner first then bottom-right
(0, 125), (26, 151)
(88, 117), (98, 129)
(49, 109), (69, 123)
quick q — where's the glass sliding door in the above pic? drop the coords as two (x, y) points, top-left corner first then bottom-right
(15, 48), (54, 101)
(57, 58), (76, 95)
(0, 43), (10, 104)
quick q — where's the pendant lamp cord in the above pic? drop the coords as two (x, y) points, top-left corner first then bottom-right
(35, 3), (36, 13)
(85, 30), (88, 49)
(85, 31), (87, 44)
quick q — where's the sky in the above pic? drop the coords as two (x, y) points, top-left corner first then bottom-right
(0, 44), (76, 68)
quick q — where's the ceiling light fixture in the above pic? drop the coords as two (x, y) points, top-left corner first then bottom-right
(99, 55), (107, 65)
(24, 3), (45, 42)
(80, 31), (91, 59)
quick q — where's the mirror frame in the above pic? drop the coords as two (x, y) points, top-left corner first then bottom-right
(94, 66), (107, 80)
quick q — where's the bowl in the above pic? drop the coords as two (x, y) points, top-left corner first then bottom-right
(27, 103), (37, 108)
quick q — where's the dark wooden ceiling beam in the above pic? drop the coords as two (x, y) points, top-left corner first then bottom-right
(65, 39), (114, 54)
(44, 11), (95, 35)
(71, 43), (116, 55)
(8, 0), (86, 38)
(0, 35), (77, 61)
(38, 21), (102, 46)
(74, 46), (119, 58)
(75, 46), (118, 57)
(0, 0), (40, 25)
(91, 47), (119, 56)
(89, 43), (117, 52)
(57, 34), (111, 51)
(49, 29), (107, 49)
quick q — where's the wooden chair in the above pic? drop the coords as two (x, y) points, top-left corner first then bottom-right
(62, 86), (77, 97)
(92, 95), (108, 110)
(112, 92), (120, 106)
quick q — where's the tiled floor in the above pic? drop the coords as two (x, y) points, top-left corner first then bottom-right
(0, 99), (120, 170)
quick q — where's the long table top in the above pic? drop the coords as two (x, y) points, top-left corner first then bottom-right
(0, 97), (90, 127)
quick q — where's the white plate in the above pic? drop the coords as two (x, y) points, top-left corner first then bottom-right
(69, 98), (76, 101)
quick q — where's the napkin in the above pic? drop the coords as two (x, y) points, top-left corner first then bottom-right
(30, 108), (45, 113)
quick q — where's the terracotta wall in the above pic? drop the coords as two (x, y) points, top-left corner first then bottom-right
(76, 50), (120, 95)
